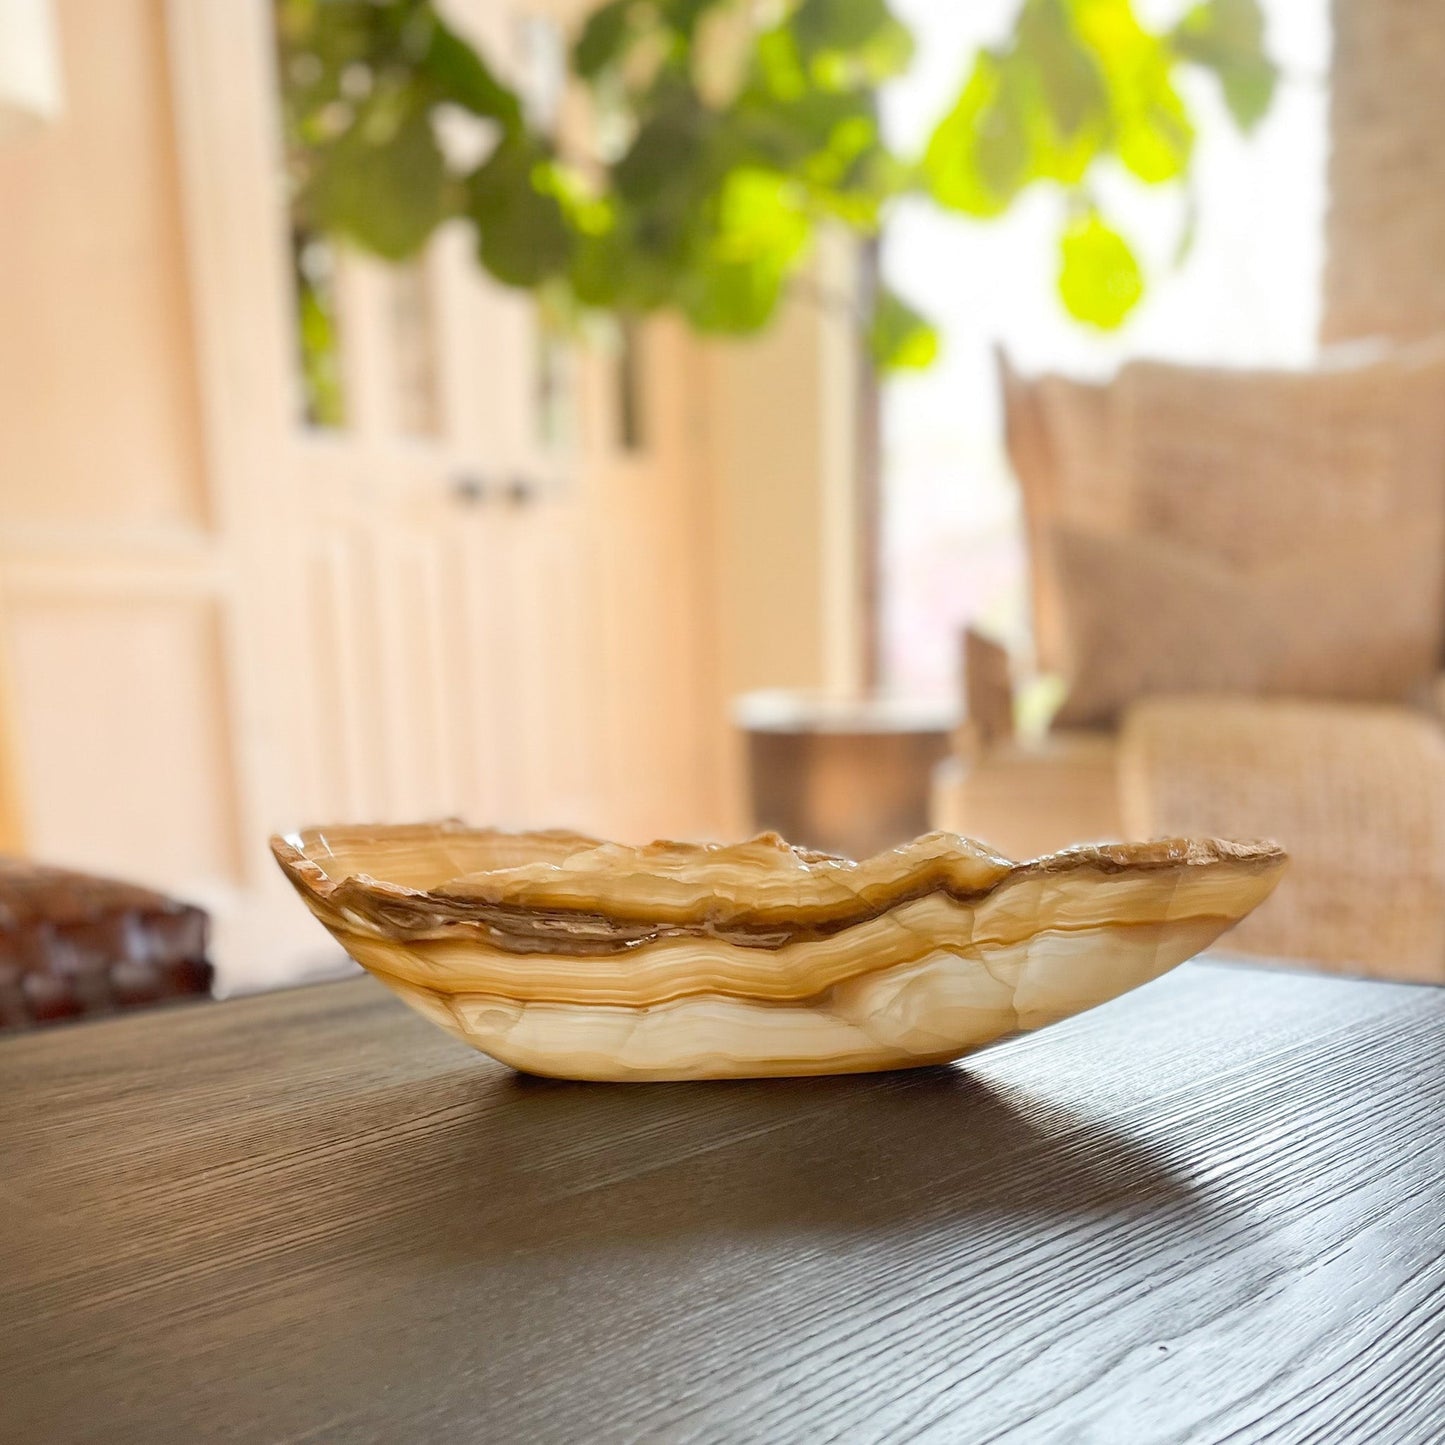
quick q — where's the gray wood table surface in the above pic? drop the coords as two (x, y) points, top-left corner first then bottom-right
(2, 961), (1443, 1444)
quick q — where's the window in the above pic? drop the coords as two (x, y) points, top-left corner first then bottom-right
(289, 226), (347, 430)
(879, 0), (1331, 697)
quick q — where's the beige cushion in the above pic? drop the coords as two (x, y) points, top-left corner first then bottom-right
(1118, 347), (1445, 567)
(1051, 523), (1445, 727)
(1002, 346), (1445, 708)
(997, 350), (1123, 672)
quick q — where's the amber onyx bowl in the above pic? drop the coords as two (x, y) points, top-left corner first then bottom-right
(271, 822), (1286, 1082)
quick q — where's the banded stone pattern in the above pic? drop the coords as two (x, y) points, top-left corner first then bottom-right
(272, 823), (1286, 1080)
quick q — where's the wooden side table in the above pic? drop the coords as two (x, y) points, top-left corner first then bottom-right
(735, 691), (957, 859)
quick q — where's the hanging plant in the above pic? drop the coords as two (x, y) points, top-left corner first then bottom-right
(276, 0), (1278, 369)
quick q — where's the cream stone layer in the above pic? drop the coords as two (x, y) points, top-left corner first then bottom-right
(374, 915), (1230, 1081)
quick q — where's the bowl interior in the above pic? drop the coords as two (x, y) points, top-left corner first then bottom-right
(287, 823), (593, 892)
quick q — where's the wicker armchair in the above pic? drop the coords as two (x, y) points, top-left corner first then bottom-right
(933, 347), (1445, 984)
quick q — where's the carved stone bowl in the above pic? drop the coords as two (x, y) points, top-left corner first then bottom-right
(271, 823), (1286, 1082)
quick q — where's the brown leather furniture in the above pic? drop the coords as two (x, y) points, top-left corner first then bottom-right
(0, 859), (212, 1030)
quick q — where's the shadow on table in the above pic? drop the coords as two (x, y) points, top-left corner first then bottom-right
(368, 1063), (1233, 1263)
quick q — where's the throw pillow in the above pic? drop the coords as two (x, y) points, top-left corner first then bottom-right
(1050, 522), (1445, 728)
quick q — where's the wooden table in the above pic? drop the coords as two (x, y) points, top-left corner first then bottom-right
(3, 962), (1442, 1444)
(735, 691), (956, 861)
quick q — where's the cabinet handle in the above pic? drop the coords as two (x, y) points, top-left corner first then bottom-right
(451, 474), (488, 506)
(505, 475), (539, 507)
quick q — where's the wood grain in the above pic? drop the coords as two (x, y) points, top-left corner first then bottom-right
(1, 962), (1442, 1443)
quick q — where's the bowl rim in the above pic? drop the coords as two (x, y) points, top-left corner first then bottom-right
(271, 822), (1287, 947)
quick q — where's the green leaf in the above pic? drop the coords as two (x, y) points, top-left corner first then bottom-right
(789, 0), (914, 85)
(923, 51), (1030, 217)
(1118, 88), (1193, 184)
(1058, 207), (1143, 327)
(574, 0), (638, 79)
(754, 24), (809, 101)
(1014, 0), (1108, 183)
(570, 216), (676, 311)
(1217, 55), (1276, 132)
(1172, 0), (1277, 131)
(466, 137), (575, 286)
(1018, 0), (1106, 141)
(422, 15), (522, 126)
(856, 18), (914, 83)
(303, 98), (448, 259)
(733, 86), (870, 166)
(868, 287), (940, 370)
(1070, 0), (1194, 184)
(712, 166), (810, 263)
(792, 0), (893, 56)
(679, 255), (788, 332)
(569, 229), (626, 307)
(613, 91), (715, 204)
(807, 133), (903, 228)
(656, 0), (724, 40)
(678, 168), (812, 332)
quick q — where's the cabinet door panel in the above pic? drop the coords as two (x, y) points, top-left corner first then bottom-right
(0, 0), (725, 993)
